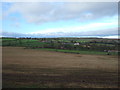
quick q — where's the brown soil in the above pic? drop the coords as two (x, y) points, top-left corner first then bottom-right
(2, 47), (118, 88)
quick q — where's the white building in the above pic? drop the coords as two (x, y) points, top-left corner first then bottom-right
(74, 43), (80, 45)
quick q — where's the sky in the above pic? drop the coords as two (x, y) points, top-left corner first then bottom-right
(0, 1), (119, 38)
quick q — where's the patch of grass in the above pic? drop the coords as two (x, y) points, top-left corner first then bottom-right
(2, 38), (16, 40)
(34, 48), (117, 55)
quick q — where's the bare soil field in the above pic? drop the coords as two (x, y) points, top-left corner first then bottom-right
(2, 47), (118, 88)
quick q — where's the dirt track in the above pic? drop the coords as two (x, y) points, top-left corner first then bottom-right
(2, 47), (118, 88)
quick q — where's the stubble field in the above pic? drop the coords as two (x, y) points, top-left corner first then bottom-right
(2, 47), (118, 88)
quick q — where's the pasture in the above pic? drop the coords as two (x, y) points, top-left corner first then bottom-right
(2, 47), (118, 88)
(2, 37), (119, 55)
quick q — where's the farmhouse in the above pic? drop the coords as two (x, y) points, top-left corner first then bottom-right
(74, 43), (80, 45)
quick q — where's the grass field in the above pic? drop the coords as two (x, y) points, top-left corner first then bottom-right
(2, 47), (118, 88)
(2, 38), (118, 55)
(32, 48), (117, 55)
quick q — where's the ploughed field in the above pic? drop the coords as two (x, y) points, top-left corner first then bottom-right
(2, 47), (118, 88)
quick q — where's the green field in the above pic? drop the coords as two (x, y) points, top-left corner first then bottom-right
(33, 48), (117, 55)
(1, 37), (119, 55)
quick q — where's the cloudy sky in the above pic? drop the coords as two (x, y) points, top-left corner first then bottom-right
(1, 1), (118, 38)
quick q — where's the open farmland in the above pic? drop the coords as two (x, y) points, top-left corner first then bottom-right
(2, 47), (118, 88)
(2, 37), (119, 55)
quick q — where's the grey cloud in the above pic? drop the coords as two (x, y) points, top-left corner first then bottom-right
(2, 27), (118, 37)
(2, 32), (26, 37)
(4, 2), (118, 24)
